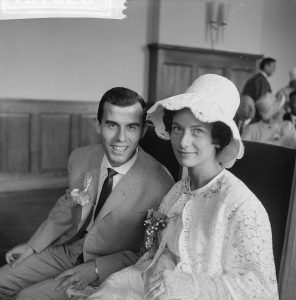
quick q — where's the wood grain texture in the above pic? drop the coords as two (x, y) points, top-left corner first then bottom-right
(0, 113), (30, 172)
(0, 99), (100, 177)
(148, 43), (262, 104)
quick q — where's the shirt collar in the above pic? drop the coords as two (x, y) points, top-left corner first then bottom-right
(260, 70), (268, 78)
(101, 147), (139, 176)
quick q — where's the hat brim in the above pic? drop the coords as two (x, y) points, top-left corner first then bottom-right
(147, 95), (244, 168)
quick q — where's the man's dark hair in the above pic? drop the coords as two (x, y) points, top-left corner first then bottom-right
(97, 87), (146, 124)
(163, 109), (232, 153)
(289, 90), (296, 102)
(259, 57), (276, 71)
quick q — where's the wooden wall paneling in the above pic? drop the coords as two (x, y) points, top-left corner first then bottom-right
(70, 114), (81, 152)
(40, 113), (71, 175)
(229, 68), (255, 94)
(0, 113), (30, 172)
(79, 114), (99, 147)
(161, 63), (193, 99)
(0, 100), (103, 179)
(148, 45), (159, 106)
(148, 44), (262, 105)
(30, 113), (40, 173)
(197, 66), (224, 77)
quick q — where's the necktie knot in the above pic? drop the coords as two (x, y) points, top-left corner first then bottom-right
(107, 168), (117, 179)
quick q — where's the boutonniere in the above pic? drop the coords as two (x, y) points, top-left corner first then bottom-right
(144, 209), (168, 257)
(66, 174), (92, 206)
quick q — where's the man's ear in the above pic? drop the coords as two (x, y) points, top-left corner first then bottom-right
(140, 122), (148, 139)
(95, 120), (101, 135)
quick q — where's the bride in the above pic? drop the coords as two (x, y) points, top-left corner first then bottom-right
(69, 74), (278, 299)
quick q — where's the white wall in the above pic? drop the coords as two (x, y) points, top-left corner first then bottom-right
(0, 0), (151, 101)
(158, 0), (296, 92)
(0, 0), (295, 100)
(261, 0), (296, 91)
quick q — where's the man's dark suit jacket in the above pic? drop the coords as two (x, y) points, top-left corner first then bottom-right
(242, 73), (271, 102)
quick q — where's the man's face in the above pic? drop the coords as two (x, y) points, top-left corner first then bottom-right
(265, 62), (276, 77)
(290, 96), (296, 115)
(97, 102), (144, 167)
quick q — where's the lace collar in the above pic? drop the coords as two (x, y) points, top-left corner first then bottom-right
(182, 168), (225, 199)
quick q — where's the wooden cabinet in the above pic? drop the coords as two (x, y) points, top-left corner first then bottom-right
(147, 43), (262, 104)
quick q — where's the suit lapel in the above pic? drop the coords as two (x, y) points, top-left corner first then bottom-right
(75, 149), (103, 230)
(96, 148), (147, 223)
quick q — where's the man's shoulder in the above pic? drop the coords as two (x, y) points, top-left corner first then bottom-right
(138, 147), (174, 183)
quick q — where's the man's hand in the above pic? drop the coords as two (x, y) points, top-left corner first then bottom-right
(55, 261), (98, 291)
(5, 243), (34, 267)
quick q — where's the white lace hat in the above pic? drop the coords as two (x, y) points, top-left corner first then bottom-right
(147, 74), (244, 168)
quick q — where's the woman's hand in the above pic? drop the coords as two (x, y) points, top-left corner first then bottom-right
(144, 270), (168, 300)
(144, 269), (196, 300)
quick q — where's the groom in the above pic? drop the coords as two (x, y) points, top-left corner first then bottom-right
(0, 87), (174, 300)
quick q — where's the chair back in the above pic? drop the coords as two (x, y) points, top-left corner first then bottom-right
(140, 124), (180, 181)
(230, 141), (296, 276)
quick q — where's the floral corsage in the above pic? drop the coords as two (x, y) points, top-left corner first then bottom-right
(143, 209), (168, 256)
(65, 174), (92, 206)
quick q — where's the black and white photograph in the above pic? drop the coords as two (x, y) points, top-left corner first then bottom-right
(0, 0), (296, 299)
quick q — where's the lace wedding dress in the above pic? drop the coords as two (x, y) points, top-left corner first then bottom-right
(85, 169), (278, 300)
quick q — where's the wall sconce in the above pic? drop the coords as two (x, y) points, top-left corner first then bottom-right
(206, 1), (230, 48)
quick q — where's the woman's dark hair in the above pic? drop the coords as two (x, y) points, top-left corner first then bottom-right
(163, 109), (232, 153)
(212, 122), (232, 153)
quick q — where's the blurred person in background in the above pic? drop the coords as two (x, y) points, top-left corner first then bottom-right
(234, 94), (256, 134)
(242, 57), (276, 121)
(242, 92), (296, 148)
(276, 67), (296, 112)
(283, 90), (296, 128)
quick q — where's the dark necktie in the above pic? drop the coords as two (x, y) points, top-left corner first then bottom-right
(93, 168), (117, 220)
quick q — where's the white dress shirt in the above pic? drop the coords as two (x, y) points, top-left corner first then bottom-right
(86, 148), (138, 231)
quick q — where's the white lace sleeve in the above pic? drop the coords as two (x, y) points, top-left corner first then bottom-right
(163, 199), (279, 299)
(157, 180), (185, 215)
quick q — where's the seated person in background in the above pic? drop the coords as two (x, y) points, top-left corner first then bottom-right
(242, 92), (296, 148)
(234, 94), (256, 134)
(71, 74), (278, 300)
(283, 90), (296, 128)
(0, 87), (174, 300)
(276, 67), (296, 112)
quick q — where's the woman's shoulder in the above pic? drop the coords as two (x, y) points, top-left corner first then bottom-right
(220, 170), (262, 208)
(158, 178), (189, 213)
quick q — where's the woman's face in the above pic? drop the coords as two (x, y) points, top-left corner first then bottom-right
(170, 109), (218, 169)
